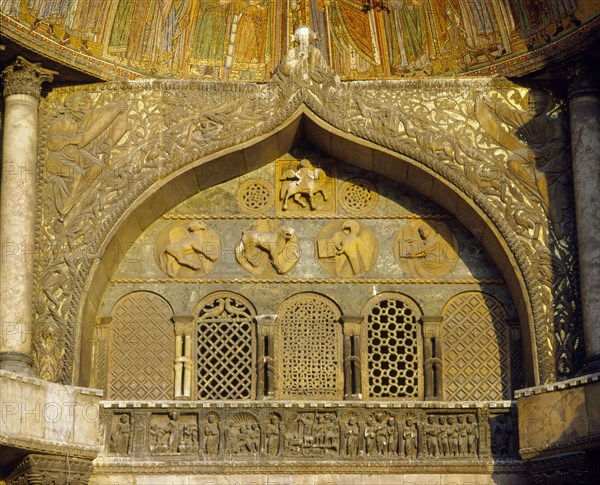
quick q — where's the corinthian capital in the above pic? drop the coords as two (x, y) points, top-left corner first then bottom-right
(1, 56), (56, 101)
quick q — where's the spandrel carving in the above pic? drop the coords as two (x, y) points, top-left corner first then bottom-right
(46, 95), (128, 222)
(395, 220), (459, 278)
(236, 219), (300, 277)
(475, 89), (570, 232)
(156, 220), (221, 278)
(35, 83), (283, 383)
(317, 220), (377, 277)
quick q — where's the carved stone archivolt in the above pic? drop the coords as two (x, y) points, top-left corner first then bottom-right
(394, 220), (459, 278)
(156, 220), (221, 278)
(34, 34), (580, 387)
(236, 219), (300, 277)
(317, 220), (377, 277)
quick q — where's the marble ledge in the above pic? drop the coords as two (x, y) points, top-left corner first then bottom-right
(0, 369), (104, 396)
(100, 400), (516, 410)
(514, 372), (600, 398)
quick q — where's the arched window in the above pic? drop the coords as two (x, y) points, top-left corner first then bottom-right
(275, 293), (343, 400)
(362, 293), (423, 399)
(196, 292), (256, 400)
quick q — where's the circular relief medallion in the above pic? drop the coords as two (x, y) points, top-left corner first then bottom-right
(237, 179), (275, 214)
(155, 220), (221, 278)
(394, 220), (459, 278)
(316, 220), (378, 277)
(236, 219), (300, 277)
(339, 178), (378, 215)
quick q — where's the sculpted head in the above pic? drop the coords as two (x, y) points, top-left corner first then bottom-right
(293, 26), (314, 47)
(526, 89), (549, 117)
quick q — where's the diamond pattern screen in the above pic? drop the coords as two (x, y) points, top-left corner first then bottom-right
(442, 292), (510, 401)
(108, 292), (174, 400)
(365, 296), (421, 398)
(196, 294), (256, 400)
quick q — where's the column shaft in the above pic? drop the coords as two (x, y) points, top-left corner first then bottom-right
(0, 94), (38, 373)
(568, 65), (600, 371)
(0, 57), (54, 375)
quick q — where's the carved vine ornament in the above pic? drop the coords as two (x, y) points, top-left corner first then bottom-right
(29, 27), (580, 384)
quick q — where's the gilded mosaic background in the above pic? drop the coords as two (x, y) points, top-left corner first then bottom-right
(2, 0), (600, 80)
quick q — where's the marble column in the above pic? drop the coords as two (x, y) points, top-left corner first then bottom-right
(421, 316), (443, 399)
(172, 316), (194, 398)
(255, 314), (276, 398)
(568, 60), (600, 373)
(0, 57), (55, 375)
(342, 316), (363, 399)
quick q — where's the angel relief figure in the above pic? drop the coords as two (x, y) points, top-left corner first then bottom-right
(317, 220), (377, 277)
(46, 96), (127, 221)
(157, 221), (221, 278)
(475, 89), (570, 232)
(395, 220), (459, 278)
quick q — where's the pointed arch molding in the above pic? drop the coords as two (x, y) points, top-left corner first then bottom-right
(34, 74), (581, 386)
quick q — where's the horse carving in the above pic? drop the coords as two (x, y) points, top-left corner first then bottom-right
(280, 159), (329, 211)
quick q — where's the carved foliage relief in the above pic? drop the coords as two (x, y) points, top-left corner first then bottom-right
(35, 82), (283, 383)
(35, 70), (580, 386)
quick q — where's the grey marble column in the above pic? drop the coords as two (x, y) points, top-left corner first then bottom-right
(0, 57), (55, 375)
(568, 60), (600, 373)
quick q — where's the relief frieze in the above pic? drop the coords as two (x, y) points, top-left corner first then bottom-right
(101, 402), (517, 469)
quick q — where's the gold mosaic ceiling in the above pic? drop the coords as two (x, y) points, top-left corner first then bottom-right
(1, 1), (600, 81)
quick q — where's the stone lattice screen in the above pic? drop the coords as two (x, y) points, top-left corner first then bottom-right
(275, 293), (343, 400)
(442, 292), (510, 401)
(363, 294), (423, 399)
(107, 292), (174, 400)
(196, 293), (256, 400)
